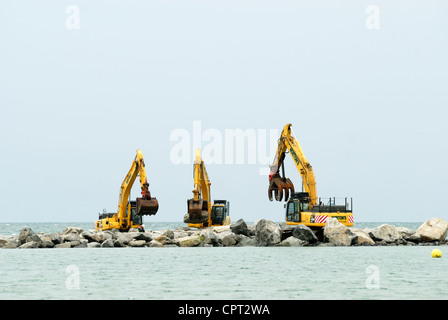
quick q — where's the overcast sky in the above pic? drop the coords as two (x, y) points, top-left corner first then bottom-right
(0, 0), (447, 223)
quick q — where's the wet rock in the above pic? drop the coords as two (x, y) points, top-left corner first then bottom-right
(236, 235), (257, 247)
(417, 218), (448, 242)
(324, 218), (356, 246)
(2, 239), (21, 249)
(254, 219), (281, 246)
(62, 233), (80, 242)
(368, 224), (400, 243)
(292, 224), (318, 244)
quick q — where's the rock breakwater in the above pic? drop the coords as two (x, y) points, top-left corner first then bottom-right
(1, 218), (447, 249)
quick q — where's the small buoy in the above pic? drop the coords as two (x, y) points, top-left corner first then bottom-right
(431, 249), (442, 258)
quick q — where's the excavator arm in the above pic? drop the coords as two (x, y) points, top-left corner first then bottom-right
(185, 149), (212, 225)
(117, 149), (159, 228)
(268, 124), (317, 206)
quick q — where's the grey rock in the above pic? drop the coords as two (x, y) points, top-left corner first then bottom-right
(254, 219), (281, 246)
(417, 218), (448, 242)
(277, 237), (306, 247)
(324, 218), (356, 246)
(128, 240), (147, 247)
(100, 239), (115, 248)
(230, 218), (250, 236)
(292, 224), (318, 244)
(55, 242), (71, 248)
(87, 242), (101, 248)
(368, 224), (400, 243)
(19, 241), (40, 249)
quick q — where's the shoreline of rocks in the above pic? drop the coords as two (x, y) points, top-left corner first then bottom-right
(1, 217), (447, 249)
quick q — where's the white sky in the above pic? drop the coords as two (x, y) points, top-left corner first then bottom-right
(0, 0), (447, 223)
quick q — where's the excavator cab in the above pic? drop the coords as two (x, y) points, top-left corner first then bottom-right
(285, 192), (309, 223)
(211, 200), (230, 225)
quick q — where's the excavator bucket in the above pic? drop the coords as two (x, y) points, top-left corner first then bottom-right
(136, 197), (159, 216)
(185, 199), (209, 223)
(268, 177), (295, 202)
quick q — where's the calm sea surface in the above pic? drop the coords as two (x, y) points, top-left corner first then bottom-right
(1, 222), (447, 300)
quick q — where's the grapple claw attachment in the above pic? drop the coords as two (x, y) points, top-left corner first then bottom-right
(268, 176), (295, 202)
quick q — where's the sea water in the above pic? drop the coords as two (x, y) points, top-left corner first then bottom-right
(0, 222), (447, 300)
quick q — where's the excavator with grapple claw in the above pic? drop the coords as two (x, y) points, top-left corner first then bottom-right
(268, 124), (354, 228)
(184, 149), (231, 228)
(95, 149), (159, 231)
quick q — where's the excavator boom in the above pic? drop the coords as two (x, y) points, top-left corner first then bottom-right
(268, 123), (317, 206)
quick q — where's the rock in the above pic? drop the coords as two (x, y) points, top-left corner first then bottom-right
(417, 218), (448, 242)
(221, 232), (239, 246)
(213, 226), (231, 233)
(148, 240), (164, 247)
(41, 240), (55, 248)
(277, 237), (306, 247)
(61, 227), (84, 235)
(199, 230), (220, 246)
(175, 235), (201, 247)
(236, 235), (257, 247)
(48, 233), (62, 245)
(162, 229), (174, 239)
(133, 232), (152, 242)
(128, 240), (147, 247)
(254, 219), (281, 246)
(19, 241), (40, 249)
(350, 228), (375, 246)
(100, 239), (115, 248)
(323, 218), (356, 246)
(292, 225), (318, 244)
(55, 242), (71, 248)
(368, 224), (400, 243)
(397, 227), (421, 243)
(113, 239), (126, 247)
(18, 228), (37, 244)
(62, 233), (80, 242)
(116, 232), (135, 244)
(81, 230), (105, 243)
(230, 218), (250, 236)
(87, 242), (101, 248)
(2, 239), (21, 249)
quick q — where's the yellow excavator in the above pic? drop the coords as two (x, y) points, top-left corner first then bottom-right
(184, 149), (231, 228)
(268, 124), (353, 228)
(95, 149), (159, 231)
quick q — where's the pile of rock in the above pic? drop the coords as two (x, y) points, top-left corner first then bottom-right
(1, 217), (447, 249)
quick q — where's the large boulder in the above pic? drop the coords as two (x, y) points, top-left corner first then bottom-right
(323, 218), (356, 246)
(81, 230), (105, 243)
(397, 227), (421, 243)
(292, 225), (318, 244)
(175, 235), (201, 247)
(18, 228), (41, 245)
(254, 219), (281, 246)
(350, 228), (375, 246)
(417, 218), (448, 242)
(368, 224), (400, 243)
(230, 219), (250, 236)
(277, 237), (306, 247)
